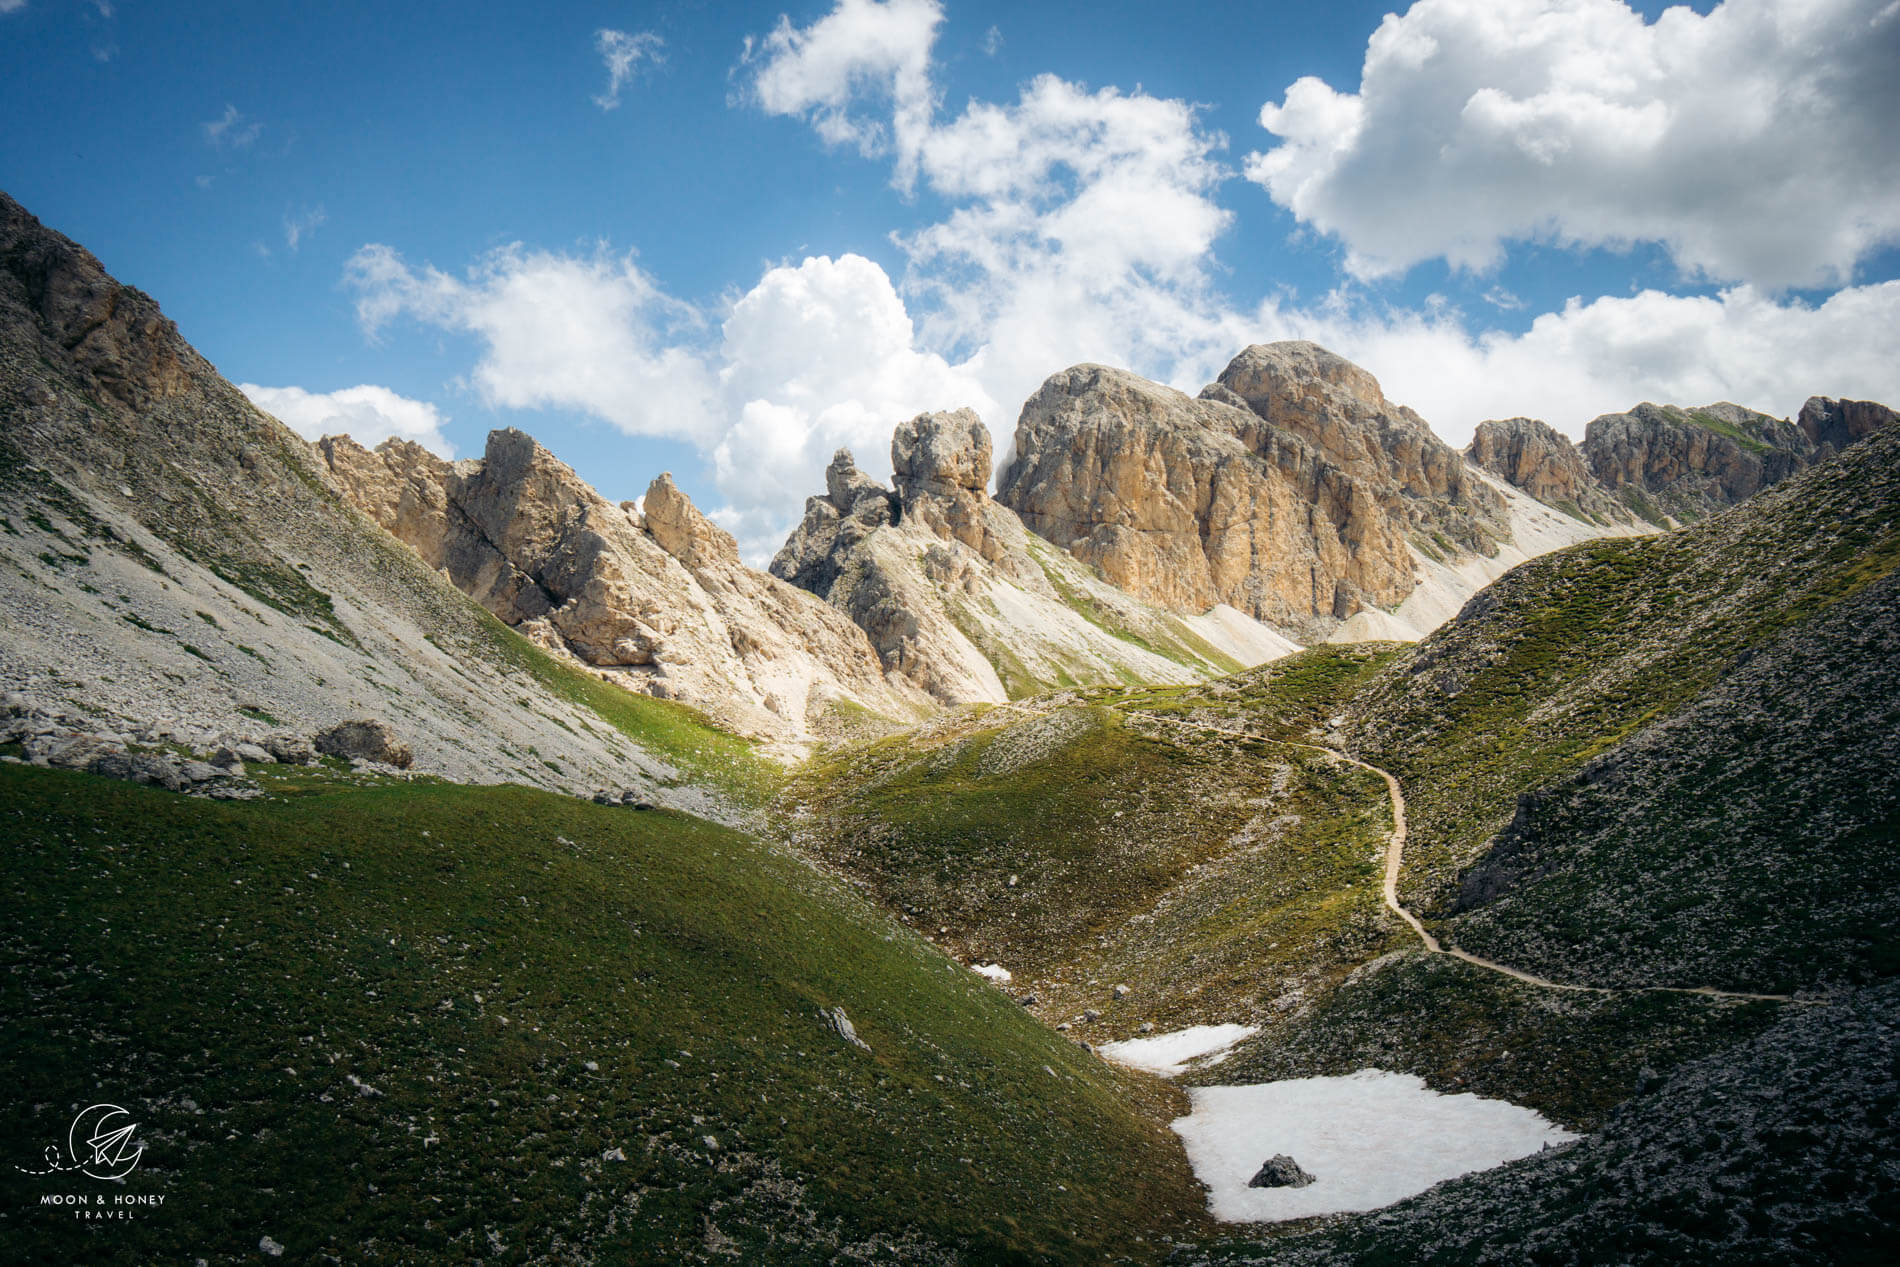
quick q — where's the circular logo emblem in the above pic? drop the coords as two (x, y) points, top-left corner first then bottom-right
(68, 1104), (144, 1180)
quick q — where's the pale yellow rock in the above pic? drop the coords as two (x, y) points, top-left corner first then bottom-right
(315, 429), (926, 743)
(772, 410), (1300, 703)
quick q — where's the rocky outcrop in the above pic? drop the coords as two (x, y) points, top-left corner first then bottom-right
(1466, 417), (1637, 527)
(771, 411), (1297, 704)
(1581, 403), (1814, 523)
(996, 354), (1480, 639)
(1798, 396), (1900, 456)
(314, 718), (414, 768)
(1213, 342), (1508, 555)
(1249, 1155), (1317, 1189)
(316, 429), (923, 742)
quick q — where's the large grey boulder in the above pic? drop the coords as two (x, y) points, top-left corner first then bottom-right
(314, 719), (414, 769)
(86, 751), (187, 791)
(1249, 1154), (1316, 1189)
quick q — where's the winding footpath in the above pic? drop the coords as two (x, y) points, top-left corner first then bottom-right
(1116, 707), (1813, 1007)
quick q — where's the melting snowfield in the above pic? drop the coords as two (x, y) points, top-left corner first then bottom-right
(1097, 1025), (1258, 1078)
(1171, 1069), (1578, 1222)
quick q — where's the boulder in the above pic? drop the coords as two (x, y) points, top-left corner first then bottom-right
(1249, 1154), (1316, 1189)
(86, 751), (187, 791)
(314, 719), (414, 769)
(262, 736), (313, 765)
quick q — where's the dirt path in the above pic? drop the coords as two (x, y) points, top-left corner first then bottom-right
(1116, 708), (1812, 1006)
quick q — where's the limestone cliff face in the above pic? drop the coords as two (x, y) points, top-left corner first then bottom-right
(1213, 342), (1508, 555)
(995, 355), (1452, 639)
(317, 429), (925, 742)
(1581, 402), (1817, 523)
(771, 410), (1296, 704)
(1466, 417), (1638, 527)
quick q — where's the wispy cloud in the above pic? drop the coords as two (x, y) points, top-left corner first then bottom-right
(0, 0), (29, 15)
(284, 205), (327, 252)
(203, 104), (262, 150)
(593, 29), (663, 111)
(981, 24), (1002, 56)
(241, 382), (455, 456)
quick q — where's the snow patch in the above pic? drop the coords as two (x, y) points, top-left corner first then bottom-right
(1172, 1069), (1578, 1222)
(1097, 1024), (1258, 1078)
(971, 962), (1013, 983)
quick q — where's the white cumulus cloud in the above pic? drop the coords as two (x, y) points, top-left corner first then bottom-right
(744, 0), (941, 177)
(1242, 281), (1900, 445)
(344, 241), (722, 445)
(745, 0), (1246, 444)
(711, 253), (994, 556)
(240, 383), (455, 456)
(1246, 0), (1900, 287)
(594, 29), (664, 111)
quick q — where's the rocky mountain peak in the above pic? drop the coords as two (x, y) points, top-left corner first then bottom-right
(643, 471), (740, 570)
(994, 347), (1534, 638)
(889, 409), (1023, 572)
(1581, 402), (1820, 523)
(2, 192), (192, 411)
(891, 407), (992, 500)
(1218, 339), (1384, 412)
(1466, 417), (1636, 527)
(771, 401), (1298, 704)
(824, 446), (887, 513)
(316, 427), (921, 742)
(1214, 340), (1507, 551)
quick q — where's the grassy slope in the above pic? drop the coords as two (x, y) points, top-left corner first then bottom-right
(1447, 567), (1900, 993)
(1345, 426), (1900, 958)
(0, 764), (1204, 1265)
(453, 616), (785, 810)
(787, 648), (1407, 1040)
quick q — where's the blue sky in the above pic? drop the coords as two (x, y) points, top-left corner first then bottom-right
(5, 0), (1897, 560)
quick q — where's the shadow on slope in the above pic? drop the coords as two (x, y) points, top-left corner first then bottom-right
(0, 764), (1203, 1265)
(1346, 424), (1900, 995)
